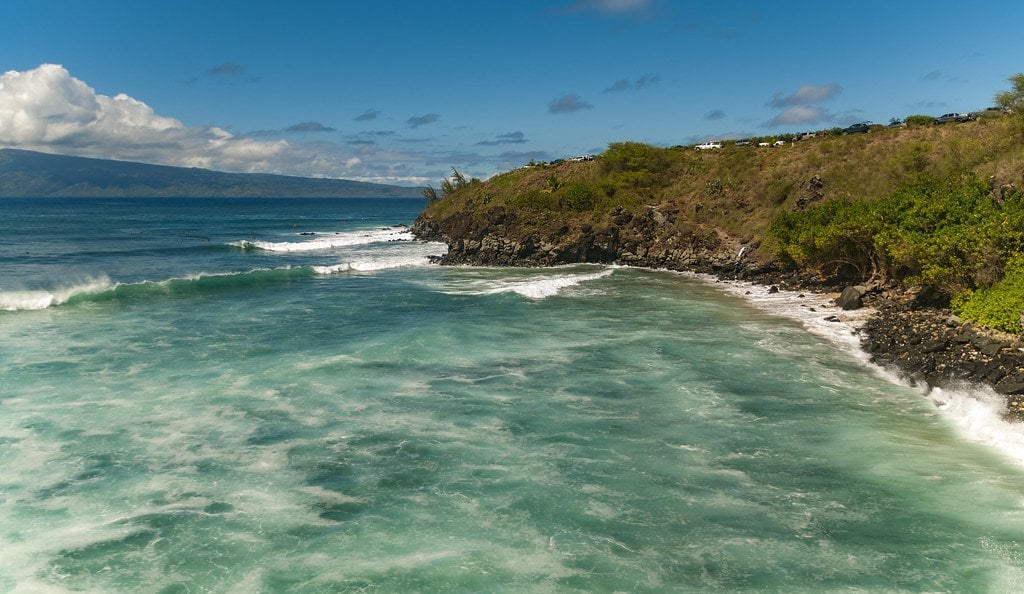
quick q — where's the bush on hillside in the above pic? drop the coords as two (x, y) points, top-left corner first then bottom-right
(905, 115), (934, 127)
(768, 172), (1024, 298)
(952, 253), (1024, 334)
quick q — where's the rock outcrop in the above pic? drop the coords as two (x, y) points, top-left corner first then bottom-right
(861, 302), (1024, 418)
(412, 205), (747, 274)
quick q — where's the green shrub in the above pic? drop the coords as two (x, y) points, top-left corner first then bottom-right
(558, 182), (600, 211)
(509, 190), (558, 211)
(767, 171), (1017, 293)
(905, 115), (934, 127)
(952, 253), (1024, 334)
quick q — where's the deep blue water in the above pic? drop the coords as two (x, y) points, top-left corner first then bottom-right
(2, 197), (1024, 592)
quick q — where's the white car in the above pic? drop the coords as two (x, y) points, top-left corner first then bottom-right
(696, 141), (722, 150)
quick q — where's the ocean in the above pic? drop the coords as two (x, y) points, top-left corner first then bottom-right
(2, 197), (1024, 592)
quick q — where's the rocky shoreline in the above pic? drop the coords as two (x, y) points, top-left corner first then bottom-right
(412, 212), (1024, 420)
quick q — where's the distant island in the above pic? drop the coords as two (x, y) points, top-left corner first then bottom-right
(0, 148), (421, 198)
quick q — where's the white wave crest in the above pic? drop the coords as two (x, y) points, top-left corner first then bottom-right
(312, 241), (446, 274)
(229, 228), (413, 252)
(313, 255), (434, 275)
(0, 278), (113, 311)
(450, 269), (614, 300)
(928, 384), (1024, 466)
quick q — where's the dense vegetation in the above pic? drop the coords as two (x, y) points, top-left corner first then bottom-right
(421, 77), (1024, 333)
(769, 172), (1024, 332)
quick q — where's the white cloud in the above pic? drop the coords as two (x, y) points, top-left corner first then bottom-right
(0, 64), (516, 186)
(0, 63), (288, 173)
(768, 106), (829, 126)
(768, 83), (842, 108)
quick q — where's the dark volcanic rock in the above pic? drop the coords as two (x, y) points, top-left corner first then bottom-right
(836, 285), (867, 310)
(861, 303), (1024, 419)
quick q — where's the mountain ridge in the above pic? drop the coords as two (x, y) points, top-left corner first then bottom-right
(0, 148), (421, 198)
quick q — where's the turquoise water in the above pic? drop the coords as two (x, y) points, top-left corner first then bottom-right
(3, 198), (1024, 592)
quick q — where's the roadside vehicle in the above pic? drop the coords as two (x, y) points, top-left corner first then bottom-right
(696, 141), (722, 150)
(933, 113), (974, 124)
(843, 122), (871, 134)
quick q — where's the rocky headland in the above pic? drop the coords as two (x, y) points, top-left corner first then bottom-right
(412, 200), (1024, 419)
(412, 115), (1024, 418)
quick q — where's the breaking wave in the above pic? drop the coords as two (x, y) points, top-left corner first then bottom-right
(228, 228), (413, 252)
(0, 278), (115, 311)
(0, 268), (316, 311)
(444, 269), (615, 300)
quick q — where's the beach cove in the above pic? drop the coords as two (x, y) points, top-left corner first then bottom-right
(2, 197), (1024, 591)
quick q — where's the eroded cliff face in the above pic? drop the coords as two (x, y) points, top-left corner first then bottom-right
(412, 203), (752, 274)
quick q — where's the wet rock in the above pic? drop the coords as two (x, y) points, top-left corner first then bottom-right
(836, 285), (867, 310)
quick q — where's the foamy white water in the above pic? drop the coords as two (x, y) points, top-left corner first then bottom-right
(4, 198), (1024, 592)
(229, 227), (413, 252)
(440, 268), (615, 299)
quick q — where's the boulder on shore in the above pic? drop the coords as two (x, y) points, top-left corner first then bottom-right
(836, 285), (868, 310)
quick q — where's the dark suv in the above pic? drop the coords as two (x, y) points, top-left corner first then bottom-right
(843, 122), (871, 134)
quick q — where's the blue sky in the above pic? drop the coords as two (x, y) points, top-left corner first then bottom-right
(1, 0), (1021, 186)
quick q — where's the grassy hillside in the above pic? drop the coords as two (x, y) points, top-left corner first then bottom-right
(427, 114), (1022, 240)
(419, 113), (1024, 332)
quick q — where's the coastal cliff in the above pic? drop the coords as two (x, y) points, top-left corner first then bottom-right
(412, 117), (1024, 415)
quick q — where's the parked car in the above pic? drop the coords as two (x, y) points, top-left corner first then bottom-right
(969, 107), (1008, 119)
(696, 141), (722, 150)
(735, 140), (751, 146)
(843, 122), (871, 134)
(933, 113), (975, 124)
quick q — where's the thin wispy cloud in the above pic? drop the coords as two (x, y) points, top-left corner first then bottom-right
(182, 62), (260, 86)
(354, 109), (381, 121)
(207, 62), (244, 77)
(548, 94), (593, 113)
(705, 109), (726, 120)
(768, 83), (842, 108)
(476, 131), (528, 146)
(557, 0), (652, 15)
(285, 121), (336, 133)
(604, 73), (661, 92)
(407, 113), (440, 128)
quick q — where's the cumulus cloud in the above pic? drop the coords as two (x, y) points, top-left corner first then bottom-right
(0, 63), (287, 172)
(0, 64), (512, 186)
(475, 131), (527, 146)
(285, 121), (336, 133)
(768, 83), (842, 108)
(548, 94), (593, 113)
(354, 108), (381, 121)
(407, 113), (440, 128)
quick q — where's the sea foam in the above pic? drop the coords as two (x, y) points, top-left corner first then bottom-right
(693, 272), (1024, 467)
